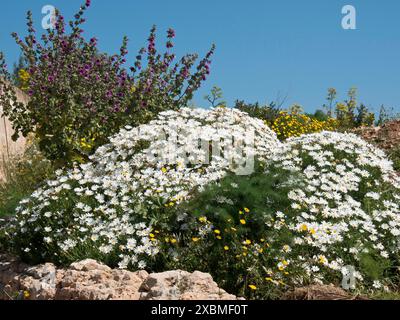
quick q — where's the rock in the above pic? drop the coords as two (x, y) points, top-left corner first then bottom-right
(139, 270), (238, 300)
(354, 120), (400, 152)
(0, 254), (239, 300)
(70, 259), (112, 272)
(56, 265), (148, 300)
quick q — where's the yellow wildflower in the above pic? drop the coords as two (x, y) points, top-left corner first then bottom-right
(199, 216), (207, 223)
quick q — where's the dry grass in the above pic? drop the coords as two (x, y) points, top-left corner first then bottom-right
(282, 285), (369, 300)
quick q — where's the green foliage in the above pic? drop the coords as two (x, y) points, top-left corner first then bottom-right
(308, 109), (329, 122)
(389, 146), (400, 172)
(327, 87), (375, 130)
(160, 162), (301, 299)
(359, 251), (391, 281)
(11, 55), (28, 88)
(323, 87), (337, 117)
(204, 86), (226, 107)
(0, 142), (54, 218)
(377, 105), (400, 126)
(0, 2), (214, 167)
(234, 100), (281, 126)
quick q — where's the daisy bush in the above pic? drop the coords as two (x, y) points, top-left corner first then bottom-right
(168, 131), (400, 298)
(1, 106), (400, 298)
(0, 107), (280, 270)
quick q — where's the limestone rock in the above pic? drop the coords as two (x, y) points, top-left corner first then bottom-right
(56, 262), (148, 300)
(0, 254), (239, 300)
(139, 270), (237, 300)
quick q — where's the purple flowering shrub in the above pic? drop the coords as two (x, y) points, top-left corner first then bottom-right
(0, 1), (214, 166)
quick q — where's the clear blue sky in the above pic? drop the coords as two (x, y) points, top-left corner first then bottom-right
(1, 0), (399, 113)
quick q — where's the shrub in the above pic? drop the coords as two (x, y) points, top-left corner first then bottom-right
(234, 100), (281, 126)
(3, 107), (399, 298)
(164, 131), (400, 298)
(0, 1), (214, 166)
(0, 107), (280, 268)
(271, 111), (337, 140)
(389, 146), (400, 172)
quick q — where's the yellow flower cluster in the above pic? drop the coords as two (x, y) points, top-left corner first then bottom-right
(270, 111), (338, 140)
(18, 69), (30, 91)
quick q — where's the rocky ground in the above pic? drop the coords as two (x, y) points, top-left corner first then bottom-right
(353, 120), (400, 152)
(0, 254), (240, 300)
(0, 254), (367, 301)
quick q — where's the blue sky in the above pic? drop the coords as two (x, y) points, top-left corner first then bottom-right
(1, 0), (399, 113)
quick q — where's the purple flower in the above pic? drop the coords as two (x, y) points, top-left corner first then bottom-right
(167, 28), (175, 39)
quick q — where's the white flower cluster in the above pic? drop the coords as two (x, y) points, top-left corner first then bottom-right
(93, 107), (281, 204)
(269, 131), (400, 288)
(6, 107), (281, 269)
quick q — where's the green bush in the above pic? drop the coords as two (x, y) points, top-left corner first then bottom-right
(161, 162), (298, 299)
(162, 132), (400, 298)
(389, 146), (400, 172)
(234, 100), (281, 126)
(0, 1), (214, 166)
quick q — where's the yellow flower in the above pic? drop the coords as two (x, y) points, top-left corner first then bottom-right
(300, 224), (308, 232)
(161, 167), (168, 173)
(214, 229), (221, 235)
(240, 219), (246, 225)
(244, 207), (250, 213)
(224, 246), (229, 251)
(199, 216), (207, 223)
(309, 228), (316, 235)
(149, 233), (155, 238)
(170, 238), (177, 244)
(239, 210), (244, 215)
(23, 291), (30, 299)
(216, 236), (222, 240)
(192, 237), (200, 242)
(244, 239), (251, 245)
(248, 285), (257, 290)
(318, 255), (327, 264)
